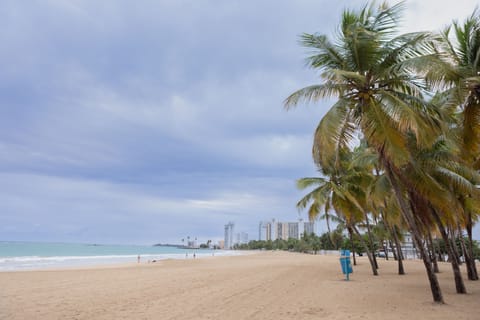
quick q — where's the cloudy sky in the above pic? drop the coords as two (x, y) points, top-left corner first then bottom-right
(1, 0), (479, 245)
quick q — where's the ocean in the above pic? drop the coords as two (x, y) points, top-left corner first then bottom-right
(0, 241), (236, 271)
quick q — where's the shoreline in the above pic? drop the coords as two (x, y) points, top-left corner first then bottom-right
(0, 248), (247, 272)
(1, 251), (256, 273)
(2, 251), (479, 319)
(1, 250), (255, 273)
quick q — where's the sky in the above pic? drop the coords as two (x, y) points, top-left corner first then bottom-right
(1, 0), (479, 245)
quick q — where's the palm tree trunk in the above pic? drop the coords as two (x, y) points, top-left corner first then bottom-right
(382, 240), (389, 261)
(427, 232), (439, 273)
(457, 226), (469, 266)
(392, 228), (405, 275)
(435, 239), (443, 262)
(348, 227), (357, 266)
(364, 212), (379, 269)
(384, 218), (405, 275)
(389, 240), (397, 260)
(383, 161), (444, 303)
(353, 226), (378, 276)
(431, 209), (466, 294)
(450, 236), (461, 265)
(325, 211), (332, 243)
(446, 226), (461, 264)
(465, 215), (479, 280)
(457, 226), (478, 281)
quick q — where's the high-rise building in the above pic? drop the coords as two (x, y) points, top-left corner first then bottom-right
(288, 222), (299, 239)
(236, 232), (249, 245)
(298, 218), (305, 238)
(276, 222), (284, 239)
(265, 219), (277, 241)
(258, 221), (269, 241)
(259, 219), (315, 241)
(303, 221), (315, 236)
(266, 221), (272, 240)
(242, 232), (249, 244)
(224, 222), (235, 249)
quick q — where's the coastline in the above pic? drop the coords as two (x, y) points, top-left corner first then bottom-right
(2, 251), (479, 320)
(0, 250), (253, 273)
(0, 241), (243, 272)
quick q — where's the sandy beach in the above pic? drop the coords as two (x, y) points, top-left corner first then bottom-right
(1, 251), (479, 320)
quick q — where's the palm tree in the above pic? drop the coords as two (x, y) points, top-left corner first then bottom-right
(439, 10), (480, 281)
(285, 2), (445, 303)
(365, 165), (407, 275)
(403, 129), (480, 292)
(297, 148), (379, 275)
(349, 140), (407, 273)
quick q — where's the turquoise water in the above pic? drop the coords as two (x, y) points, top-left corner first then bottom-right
(0, 241), (231, 271)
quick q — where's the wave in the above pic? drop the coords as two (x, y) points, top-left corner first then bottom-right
(0, 250), (243, 271)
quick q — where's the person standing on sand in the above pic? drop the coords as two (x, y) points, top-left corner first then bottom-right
(137, 255), (140, 263)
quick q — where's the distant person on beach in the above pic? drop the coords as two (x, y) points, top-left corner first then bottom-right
(137, 255), (140, 263)
(193, 252), (196, 259)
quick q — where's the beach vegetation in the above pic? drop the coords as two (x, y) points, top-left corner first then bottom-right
(235, 232), (348, 253)
(284, 0), (480, 303)
(436, 10), (480, 281)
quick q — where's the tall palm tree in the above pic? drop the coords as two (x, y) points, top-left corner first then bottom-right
(401, 133), (477, 293)
(439, 10), (480, 280)
(285, 2), (445, 303)
(348, 140), (407, 272)
(364, 161), (407, 275)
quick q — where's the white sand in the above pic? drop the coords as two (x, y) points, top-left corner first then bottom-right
(1, 251), (479, 319)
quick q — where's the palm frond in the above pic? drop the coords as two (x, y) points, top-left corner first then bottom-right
(312, 98), (355, 168)
(296, 177), (327, 190)
(308, 201), (321, 221)
(301, 33), (345, 70)
(361, 98), (409, 165)
(378, 89), (440, 146)
(296, 183), (331, 210)
(435, 166), (478, 195)
(283, 82), (346, 108)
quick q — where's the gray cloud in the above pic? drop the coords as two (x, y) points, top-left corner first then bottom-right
(1, 0), (479, 244)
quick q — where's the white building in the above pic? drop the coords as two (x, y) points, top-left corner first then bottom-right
(401, 232), (417, 259)
(265, 219), (276, 241)
(236, 232), (249, 245)
(224, 222), (235, 249)
(259, 219), (315, 241)
(258, 221), (269, 241)
(303, 221), (315, 237)
(288, 222), (299, 239)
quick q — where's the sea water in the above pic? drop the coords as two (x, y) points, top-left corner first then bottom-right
(0, 241), (236, 271)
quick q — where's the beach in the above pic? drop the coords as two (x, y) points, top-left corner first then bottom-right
(1, 251), (479, 320)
